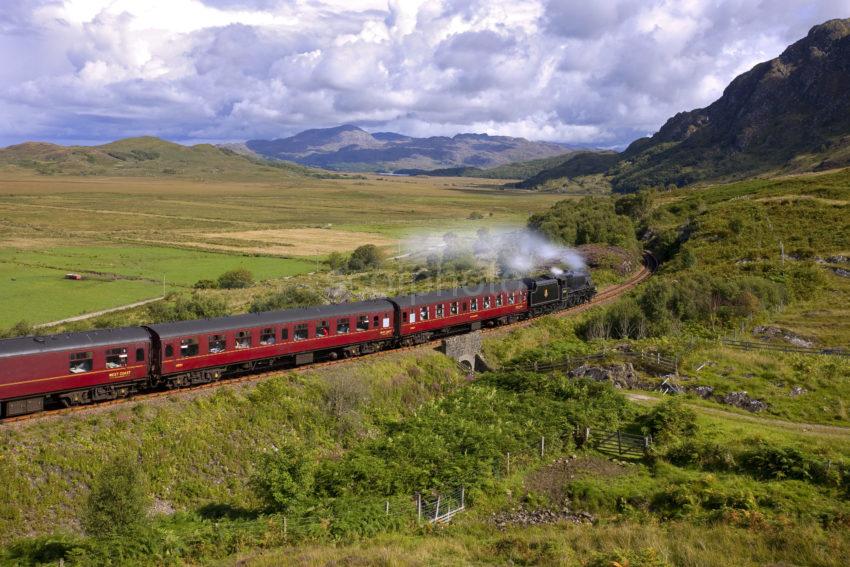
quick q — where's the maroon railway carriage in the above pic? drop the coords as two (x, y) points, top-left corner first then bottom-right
(145, 299), (396, 387)
(389, 280), (529, 345)
(0, 328), (152, 417)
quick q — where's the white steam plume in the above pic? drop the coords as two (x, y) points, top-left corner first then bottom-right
(400, 228), (586, 275)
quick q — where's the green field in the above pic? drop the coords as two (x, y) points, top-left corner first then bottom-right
(0, 172), (564, 328)
(0, 246), (317, 326)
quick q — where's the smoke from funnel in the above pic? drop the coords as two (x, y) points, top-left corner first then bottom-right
(402, 228), (586, 275)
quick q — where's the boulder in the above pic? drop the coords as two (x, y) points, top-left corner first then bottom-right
(570, 363), (637, 389)
(719, 391), (768, 412)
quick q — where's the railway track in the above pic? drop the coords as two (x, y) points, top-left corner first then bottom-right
(3, 253), (656, 427)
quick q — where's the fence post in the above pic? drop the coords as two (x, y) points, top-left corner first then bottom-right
(506, 452), (511, 476)
(284, 517), (287, 537)
(386, 501), (389, 515)
(417, 492), (422, 522)
(435, 495), (441, 521)
(541, 436), (545, 458)
(461, 487), (465, 509)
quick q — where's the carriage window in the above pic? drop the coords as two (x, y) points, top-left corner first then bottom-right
(235, 331), (252, 349)
(357, 316), (369, 331)
(436, 304), (444, 317)
(136, 348), (145, 362)
(337, 318), (350, 334)
(294, 323), (309, 341)
(69, 351), (93, 373)
(260, 328), (276, 345)
(419, 306), (429, 320)
(383, 316), (390, 328)
(106, 347), (128, 368)
(463, 302), (468, 312)
(508, 292), (516, 305)
(281, 328), (289, 341)
(180, 338), (199, 357)
(450, 302), (458, 315)
(470, 298), (478, 311)
(316, 320), (329, 337)
(209, 334), (226, 353)
(484, 296), (492, 309)
(165, 345), (174, 357)
(496, 294), (503, 307)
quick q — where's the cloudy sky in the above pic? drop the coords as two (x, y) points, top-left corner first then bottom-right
(1, 0), (848, 147)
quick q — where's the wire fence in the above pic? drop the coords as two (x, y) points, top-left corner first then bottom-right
(268, 426), (652, 540)
(720, 338), (849, 358)
(503, 350), (679, 376)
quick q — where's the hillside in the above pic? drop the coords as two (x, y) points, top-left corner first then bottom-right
(0, 137), (326, 180)
(514, 151), (620, 189)
(393, 152), (585, 179)
(520, 18), (850, 192)
(2, 167), (850, 566)
(246, 125), (569, 172)
(609, 18), (850, 191)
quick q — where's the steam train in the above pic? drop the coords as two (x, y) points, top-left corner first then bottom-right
(0, 272), (595, 418)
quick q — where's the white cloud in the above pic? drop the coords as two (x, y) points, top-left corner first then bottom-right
(0, 0), (848, 145)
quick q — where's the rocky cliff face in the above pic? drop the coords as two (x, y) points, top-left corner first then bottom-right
(610, 18), (850, 191)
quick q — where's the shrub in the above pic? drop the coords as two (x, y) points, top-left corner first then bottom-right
(347, 244), (382, 271)
(327, 251), (348, 271)
(252, 443), (315, 512)
(739, 444), (814, 482)
(193, 279), (218, 289)
(83, 455), (149, 538)
(0, 320), (34, 339)
(666, 440), (736, 471)
(639, 398), (697, 444)
(528, 197), (639, 251)
(249, 286), (325, 312)
(147, 293), (229, 322)
(217, 268), (254, 289)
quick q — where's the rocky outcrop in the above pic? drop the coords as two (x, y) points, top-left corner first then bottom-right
(490, 508), (594, 529)
(753, 325), (816, 348)
(569, 363), (637, 389)
(720, 391), (768, 413)
(609, 18), (850, 191)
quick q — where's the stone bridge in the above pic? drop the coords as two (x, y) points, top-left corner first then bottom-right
(442, 331), (491, 372)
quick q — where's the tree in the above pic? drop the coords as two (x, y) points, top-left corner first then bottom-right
(83, 455), (149, 537)
(252, 443), (315, 512)
(249, 286), (325, 312)
(217, 268), (254, 289)
(347, 244), (382, 271)
(327, 251), (348, 272)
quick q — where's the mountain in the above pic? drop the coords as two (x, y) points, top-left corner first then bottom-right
(245, 125), (570, 172)
(609, 18), (850, 192)
(520, 18), (850, 192)
(514, 151), (620, 188)
(0, 137), (327, 180)
(393, 152), (585, 179)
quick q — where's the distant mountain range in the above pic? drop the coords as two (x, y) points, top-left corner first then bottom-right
(0, 137), (327, 180)
(242, 125), (574, 172)
(5, 19), (850, 192)
(523, 18), (850, 192)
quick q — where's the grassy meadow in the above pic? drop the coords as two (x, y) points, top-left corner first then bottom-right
(1, 161), (850, 566)
(0, 171), (564, 327)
